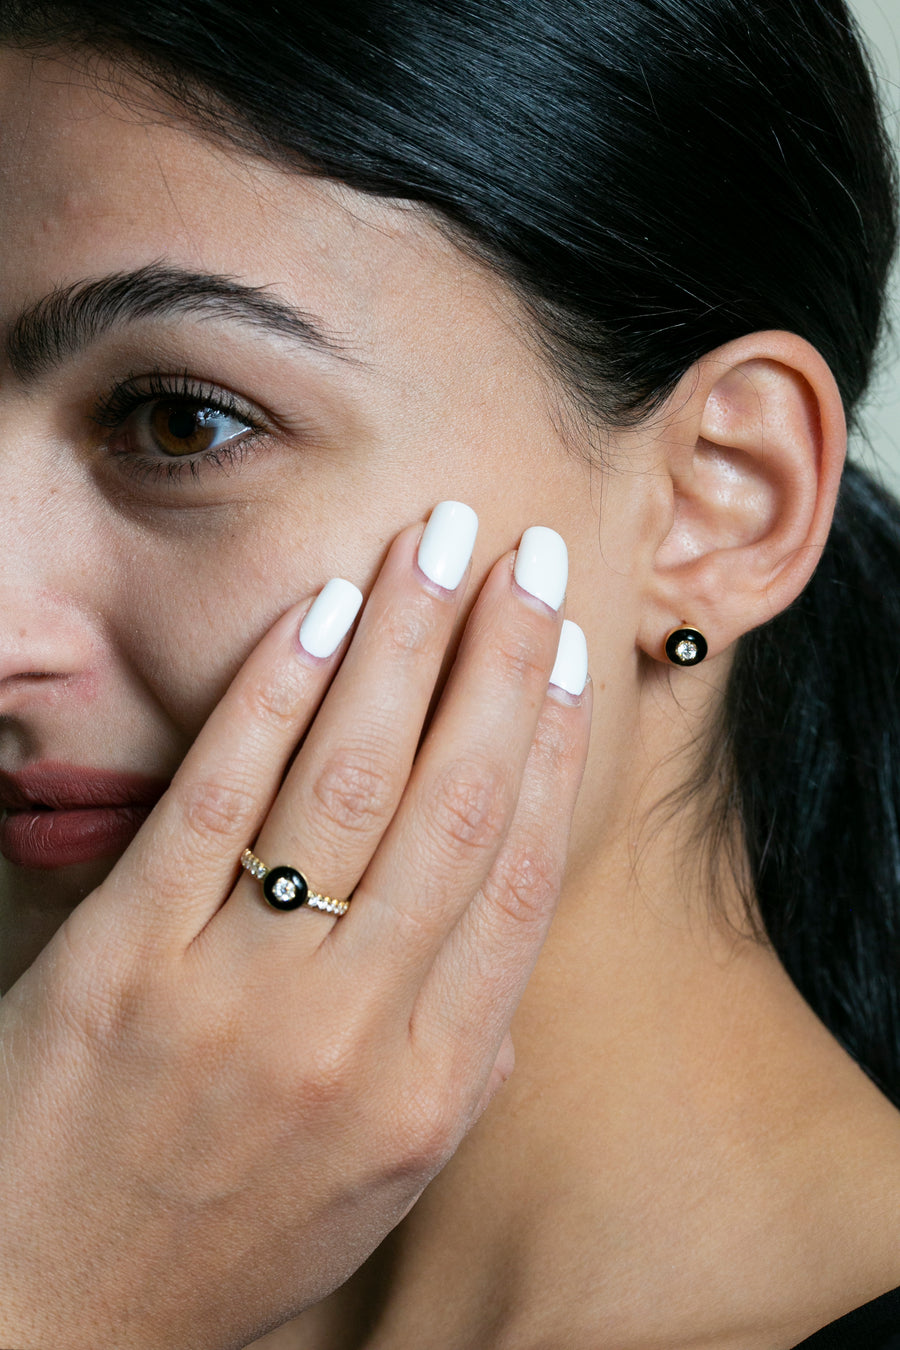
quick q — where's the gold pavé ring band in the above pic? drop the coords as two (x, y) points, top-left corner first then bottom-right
(240, 848), (350, 916)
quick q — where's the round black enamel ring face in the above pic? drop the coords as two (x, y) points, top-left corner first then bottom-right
(665, 628), (709, 666)
(262, 866), (310, 911)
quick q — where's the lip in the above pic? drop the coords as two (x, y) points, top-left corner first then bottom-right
(0, 762), (170, 870)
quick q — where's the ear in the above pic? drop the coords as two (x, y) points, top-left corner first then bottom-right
(637, 331), (846, 664)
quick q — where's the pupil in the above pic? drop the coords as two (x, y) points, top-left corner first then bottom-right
(168, 408), (198, 440)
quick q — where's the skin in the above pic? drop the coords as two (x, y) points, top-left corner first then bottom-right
(2, 47), (900, 1350)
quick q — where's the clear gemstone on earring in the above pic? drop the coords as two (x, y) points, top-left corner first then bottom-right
(676, 639), (698, 663)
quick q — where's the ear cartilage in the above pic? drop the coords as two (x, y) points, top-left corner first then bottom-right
(665, 627), (708, 666)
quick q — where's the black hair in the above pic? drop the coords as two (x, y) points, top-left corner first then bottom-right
(3, 0), (900, 1102)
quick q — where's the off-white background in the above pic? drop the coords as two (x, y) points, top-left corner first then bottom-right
(851, 0), (900, 494)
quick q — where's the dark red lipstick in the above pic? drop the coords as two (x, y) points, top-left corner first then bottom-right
(0, 763), (170, 869)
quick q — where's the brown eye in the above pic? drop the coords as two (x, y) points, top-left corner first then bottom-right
(127, 398), (253, 458)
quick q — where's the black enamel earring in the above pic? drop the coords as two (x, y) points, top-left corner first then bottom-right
(665, 627), (708, 666)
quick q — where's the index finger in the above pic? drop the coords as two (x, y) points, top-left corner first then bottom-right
(96, 583), (361, 945)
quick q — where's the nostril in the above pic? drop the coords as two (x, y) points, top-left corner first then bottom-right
(0, 671), (69, 689)
(0, 600), (102, 693)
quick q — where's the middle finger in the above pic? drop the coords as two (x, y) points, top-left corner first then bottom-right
(222, 501), (479, 938)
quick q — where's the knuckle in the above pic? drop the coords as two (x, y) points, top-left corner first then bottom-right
(308, 1030), (356, 1087)
(531, 700), (579, 770)
(487, 839), (562, 927)
(293, 1031), (360, 1113)
(427, 758), (511, 858)
(241, 665), (302, 732)
(52, 961), (129, 1051)
(180, 775), (259, 847)
(311, 745), (397, 837)
(53, 919), (158, 1055)
(491, 622), (549, 688)
(392, 1092), (460, 1176)
(383, 599), (434, 660)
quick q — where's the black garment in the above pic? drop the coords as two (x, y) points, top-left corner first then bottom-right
(791, 1285), (900, 1348)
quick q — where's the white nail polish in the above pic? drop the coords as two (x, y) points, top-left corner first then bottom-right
(298, 578), (363, 659)
(514, 526), (568, 611)
(549, 620), (588, 696)
(417, 501), (479, 591)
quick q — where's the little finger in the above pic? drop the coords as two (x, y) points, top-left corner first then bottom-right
(412, 628), (591, 1092)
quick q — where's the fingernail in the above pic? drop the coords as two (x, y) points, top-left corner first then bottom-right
(298, 578), (363, 659)
(514, 526), (568, 611)
(549, 620), (588, 696)
(417, 501), (479, 592)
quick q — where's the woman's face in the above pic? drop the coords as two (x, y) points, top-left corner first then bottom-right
(0, 49), (645, 964)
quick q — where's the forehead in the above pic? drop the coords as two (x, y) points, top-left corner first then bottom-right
(0, 47), (523, 383)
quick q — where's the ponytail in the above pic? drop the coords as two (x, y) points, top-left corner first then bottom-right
(731, 461), (900, 1104)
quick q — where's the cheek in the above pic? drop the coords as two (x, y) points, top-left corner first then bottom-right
(108, 524), (309, 738)
(98, 395), (587, 749)
(105, 492), (401, 740)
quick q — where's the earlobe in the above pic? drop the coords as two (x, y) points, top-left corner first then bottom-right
(640, 331), (847, 664)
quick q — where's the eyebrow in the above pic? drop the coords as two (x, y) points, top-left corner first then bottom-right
(5, 262), (352, 381)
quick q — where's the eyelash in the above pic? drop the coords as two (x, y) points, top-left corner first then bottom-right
(91, 371), (267, 487)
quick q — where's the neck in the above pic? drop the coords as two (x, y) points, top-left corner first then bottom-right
(286, 835), (900, 1350)
(268, 675), (900, 1350)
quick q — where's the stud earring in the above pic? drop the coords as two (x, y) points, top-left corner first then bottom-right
(665, 627), (708, 666)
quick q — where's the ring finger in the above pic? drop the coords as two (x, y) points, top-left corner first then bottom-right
(219, 501), (480, 943)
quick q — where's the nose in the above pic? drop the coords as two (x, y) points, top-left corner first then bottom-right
(0, 606), (96, 687)
(0, 478), (102, 725)
(0, 595), (102, 761)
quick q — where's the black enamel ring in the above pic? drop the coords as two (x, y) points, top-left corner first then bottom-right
(240, 848), (349, 916)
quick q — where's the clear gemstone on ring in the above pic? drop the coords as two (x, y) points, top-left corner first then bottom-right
(272, 877), (297, 902)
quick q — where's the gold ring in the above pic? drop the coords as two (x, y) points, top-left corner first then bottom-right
(240, 848), (349, 916)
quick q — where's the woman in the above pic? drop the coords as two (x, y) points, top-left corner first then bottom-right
(1, 1), (900, 1347)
